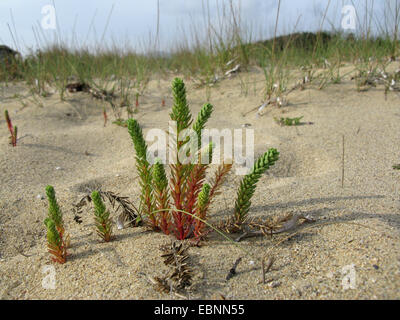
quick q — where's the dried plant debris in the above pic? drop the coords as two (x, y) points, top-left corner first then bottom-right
(217, 213), (315, 242)
(65, 82), (91, 93)
(66, 81), (116, 100)
(66, 81), (119, 113)
(225, 64), (241, 77)
(72, 190), (141, 228)
(193, 75), (220, 88)
(226, 257), (242, 281)
(241, 213), (315, 241)
(152, 276), (171, 294)
(261, 256), (275, 284)
(153, 242), (193, 293)
(73, 214), (83, 224)
(353, 68), (400, 94)
(216, 218), (243, 234)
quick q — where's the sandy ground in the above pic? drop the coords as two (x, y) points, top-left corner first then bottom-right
(0, 63), (399, 300)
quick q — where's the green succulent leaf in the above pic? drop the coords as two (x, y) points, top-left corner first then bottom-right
(234, 149), (280, 224)
(152, 159), (168, 191)
(193, 103), (213, 148)
(127, 118), (154, 219)
(91, 191), (112, 242)
(91, 191), (106, 217)
(44, 217), (61, 247)
(198, 183), (211, 211)
(170, 78), (192, 134)
(127, 118), (148, 161)
(45, 185), (63, 229)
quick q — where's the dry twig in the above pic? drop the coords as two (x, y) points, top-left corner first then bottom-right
(226, 257), (242, 281)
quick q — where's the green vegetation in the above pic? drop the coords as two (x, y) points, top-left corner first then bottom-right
(128, 78), (279, 240)
(44, 185), (67, 263)
(91, 191), (113, 242)
(4, 110), (17, 147)
(274, 116), (304, 126)
(0, 0), (399, 106)
(45, 185), (64, 236)
(234, 149), (280, 226)
(1, 28), (398, 120)
(1, 32), (398, 84)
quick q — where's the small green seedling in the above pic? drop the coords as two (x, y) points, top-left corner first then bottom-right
(92, 191), (113, 242)
(274, 116), (304, 126)
(44, 185), (67, 263)
(44, 218), (67, 264)
(234, 149), (280, 226)
(45, 185), (64, 236)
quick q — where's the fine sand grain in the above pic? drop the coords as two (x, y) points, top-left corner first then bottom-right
(0, 64), (399, 299)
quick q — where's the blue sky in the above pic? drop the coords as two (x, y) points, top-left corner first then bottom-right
(0, 1), (394, 54)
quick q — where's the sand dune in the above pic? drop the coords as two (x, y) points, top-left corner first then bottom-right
(0, 65), (399, 299)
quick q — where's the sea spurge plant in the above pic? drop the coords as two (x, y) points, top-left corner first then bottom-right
(234, 149), (280, 225)
(193, 183), (211, 237)
(4, 110), (17, 147)
(44, 185), (68, 263)
(45, 185), (64, 237)
(197, 183), (210, 214)
(168, 78), (196, 239)
(193, 103), (213, 148)
(128, 78), (230, 240)
(170, 78), (192, 135)
(127, 118), (153, 225)
(91, 191), (113, 242)
(128, 77), (279, 240)
(181, 144), (214, 233)
(152, 159), (170, 234)
(44, 218), (67, 264)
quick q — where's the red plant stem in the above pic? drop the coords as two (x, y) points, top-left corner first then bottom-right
(170, 163), (187, 240)
(161, 202), (170, 234)
(161, 98), (165, 107)
(208, 163), (232, 208)
(184, 164), (206, 228)
(48, 235), (67, 264)
(138, 162), (153, 218)
(48, 243), (67, 264)
(155, 190), (170, 234)
(5, 111), (13, 135)
(56, 225), (64, 240)
(103, 108), (108, 127)
(193, 163), (232, 236)
(193, 207), (208, 238)
(102, 222), (111, 242)
(144, 172), (156, 228)
(5, 110), (16, 146)
(135, 95), (139, 107)
(160, 211), (169, 235)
